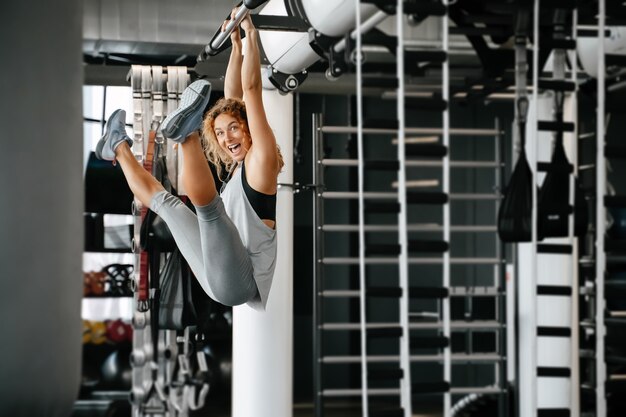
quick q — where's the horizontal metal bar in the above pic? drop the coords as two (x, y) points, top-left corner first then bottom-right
(321, 286), (499, 298)
(321, 191), (500, 200)
(321, 257), (502, 265)
(391, 136), (439, 144)
(321, 386), (504, 397)
(449, 193), (500, 200)
(321, 353), (504, 364)
(392, 179), (439, 189)
(321, 321), (502, 330)
(320, 126), (501, 136)
(322, 355), (401, 364)
(322, 388), (399, 397)
(321, 224), (497, 233)
(320, 159), (503, 168)
(450, 286), (500, 296)
(450, 387), (504, 394)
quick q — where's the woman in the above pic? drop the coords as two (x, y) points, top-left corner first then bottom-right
(95, 12), (282, 311)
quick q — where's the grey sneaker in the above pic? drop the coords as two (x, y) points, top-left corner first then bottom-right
(95, 109), (133, 161)
(160, 79), (212, 143)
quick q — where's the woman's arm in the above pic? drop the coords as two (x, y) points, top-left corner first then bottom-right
(240, 15), (279, 193)
(224, 10), (243, 100)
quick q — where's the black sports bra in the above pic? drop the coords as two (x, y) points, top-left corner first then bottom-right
(240, 162), (277, 221)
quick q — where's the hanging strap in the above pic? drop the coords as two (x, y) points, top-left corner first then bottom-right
(137, 66), (154, 311)
(140, 365), (169, 414)
(165, 66), (180, 189)
(129, 66), (150, 309)
(176, 68), (190, 194)
(140, 66), (153, 156)
(514, 8), (530, 149)
(138, 132), (156, 311)
(552, 10), (567, 136)
(130, 65), (144, 162)
(152, 66), (166, 153)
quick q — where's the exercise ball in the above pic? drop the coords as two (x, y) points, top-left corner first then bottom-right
(101, 349), (132, 389)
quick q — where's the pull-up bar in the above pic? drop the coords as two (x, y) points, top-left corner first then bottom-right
(197, 0), (269, 62)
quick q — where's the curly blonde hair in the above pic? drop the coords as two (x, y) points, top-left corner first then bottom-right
(202, 97), (284, 181)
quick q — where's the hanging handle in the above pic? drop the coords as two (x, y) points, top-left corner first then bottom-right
(197, 0), (269, 61)
(517, 96), (529, 148)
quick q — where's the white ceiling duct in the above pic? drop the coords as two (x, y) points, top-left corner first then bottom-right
(258, 0), (382, 92)
(577, 26), (626, 78)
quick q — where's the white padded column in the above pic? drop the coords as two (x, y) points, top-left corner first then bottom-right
(232, 91), (294, 417)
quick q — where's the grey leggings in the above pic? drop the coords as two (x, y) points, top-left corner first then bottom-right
(150, 190), (258, 306)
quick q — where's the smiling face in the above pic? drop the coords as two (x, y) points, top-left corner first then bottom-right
(213, 112), (251, 163)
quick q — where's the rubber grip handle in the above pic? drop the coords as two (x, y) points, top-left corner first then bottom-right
(243, 0), (268, 9)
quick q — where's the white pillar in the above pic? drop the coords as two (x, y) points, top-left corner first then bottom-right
(518, 94), (577, 416)
(0, 1), (83, 415)
(232, 91), (294, 417)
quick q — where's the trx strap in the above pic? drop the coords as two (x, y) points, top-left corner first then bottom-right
(497, 8), (533, 242)
(169, 328), (211, 413)
(166, 66), (180, 188)
(176, 68), (189, 193)
(148, 68), (165, 400)
(538, 11), (588, 238)
(151, 66), (166, 152)
(139, 67), (153, 311)
(130, 65), (144, 162)
(130, 66), (150, 309)
(139, 133), (156, 311)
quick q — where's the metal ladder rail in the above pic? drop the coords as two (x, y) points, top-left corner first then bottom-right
(355, 3), (413, 415)
(441, 3), (452, 416)
(568, 10), (581, 417)
(354, 3), (369, 416)
(312, 113), (325, 417)
(529, 2), (540, 415)
(353, 2), (414, 416)
(494, 119), (509, 417)
(596, 1), (607, 416)
(395, 1), (412, 416)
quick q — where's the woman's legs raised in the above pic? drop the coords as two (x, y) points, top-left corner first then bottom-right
(114, 142), (165, 208)
(113, 131), (217, 209)
(180, 132), (217, 206)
